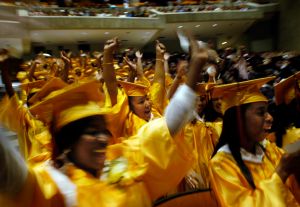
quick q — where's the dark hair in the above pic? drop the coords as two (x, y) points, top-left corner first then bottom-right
(203, 99), (223, 122)
(128, 96), (135, 112)
(213, 104), (256, 189)
(51, 115), (106, 161)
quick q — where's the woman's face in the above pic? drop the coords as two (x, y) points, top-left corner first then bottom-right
(244, 102), (268, 143)
(212, 97), (223, 114)
(196, 95), (208, 115)
(70, 117), (112, 175)
(130, 95), (152, 121)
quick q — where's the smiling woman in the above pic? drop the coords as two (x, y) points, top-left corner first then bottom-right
(209, 77), (300, 207)
(53, 115), (111, 177)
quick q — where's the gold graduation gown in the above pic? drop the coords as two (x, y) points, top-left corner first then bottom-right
(149, 82), (168, 115)
(104, 83), (162, 138)
(103, 83), (161, 140)
(209, 140), (300, 207)
(103, 86), (130, 143)
(206, 117), (223, 138)
(0, 118), (193, 207)
(282, 126), (300, 149)
(123, 111), (147, 139)
(0, 94), (52, 163)
(184, 120), (220, 190)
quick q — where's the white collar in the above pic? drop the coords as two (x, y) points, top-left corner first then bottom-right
(218, 139), (268, 164)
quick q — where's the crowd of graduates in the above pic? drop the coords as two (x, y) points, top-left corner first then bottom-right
(0, 32), (299, 206)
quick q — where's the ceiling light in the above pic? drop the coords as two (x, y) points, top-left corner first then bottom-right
(221, 41), (227, 45)
(195, 25), (200, 27)
(177, 26), (183, 29)
(212, 24), (218, 27)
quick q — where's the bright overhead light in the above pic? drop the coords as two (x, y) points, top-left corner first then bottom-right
(0, 20), (20, 24)
(177, 26), (183, 29)
(104, 32), (110, 35)
(195, 25), (200, 27)
(221, 41), (227, 45)
(212, 24), (218, 27)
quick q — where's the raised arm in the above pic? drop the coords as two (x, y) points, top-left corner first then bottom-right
(165, 33), (208, 136)
(60, 51), (72, 83)
(28, 55), (43, 82)
(163, 52), (170, 74)
(123, 56), (137, 83)
(102, 37), (119, 106)
(153, 40), (166, 86)
(135, 50), (146, 81)
(167, 60), (187, 100)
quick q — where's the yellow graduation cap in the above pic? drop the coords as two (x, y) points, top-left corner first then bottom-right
(118, 80), (149, 96)
(195, 83), (215, 96)
(20, 80), (47, 95)
(29, 79), (106, 131)
(274, 71), (300, 105)
(211, 76), (275, 114)
(28, 77), (68, 105)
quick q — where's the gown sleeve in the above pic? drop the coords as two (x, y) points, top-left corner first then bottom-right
(0, 94), (52, 161)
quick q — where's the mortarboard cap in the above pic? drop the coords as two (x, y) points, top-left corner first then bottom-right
(29, 79), (105, 131)
(211, 76), (275, 113)
(274, 71), (300, 105)
(118, 80), (149, 96)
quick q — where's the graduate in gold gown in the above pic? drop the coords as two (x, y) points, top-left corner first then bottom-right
(208, 76), (300, 207)
(183, 83), (220, 190)
(101, 38), (165, 138)
(0, 51), (57, 163)
(0, 34), (209, 207)
(202, 88), (223, 137)
(273, 71), (300, 148)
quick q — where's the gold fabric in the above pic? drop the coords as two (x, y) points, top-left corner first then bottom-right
(29, 80), (105, 131)
(123, 111), (147, 138)
(209, 140), (300, 207)
(184, 121), (220, 189)
(135, 76), (151, 88)
(149, 82), (168, 115)
(102, 85), (130, 143)
(206, 118), (223, 138)
(212, 77), (274, 113)
(123, 108), (162, 138)
(20, 80), (47, 98)
(274, 71), (300, 105)
(118, 81), (149, 96)
(0, 118), (193, 207)
(28, 78), (67, 106)
(282, 127), (300, 149)
(0, 94), (52, 163)
(195, 83), (215, 96)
